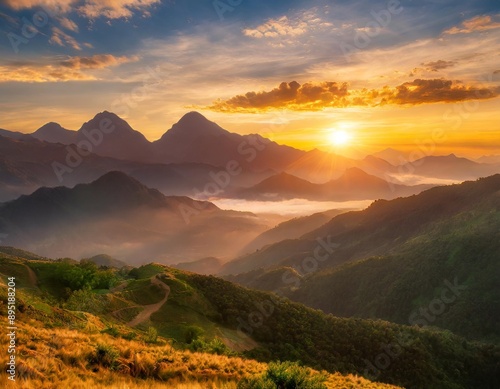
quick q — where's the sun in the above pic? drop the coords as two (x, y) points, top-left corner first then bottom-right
(328, 129), (352, 146)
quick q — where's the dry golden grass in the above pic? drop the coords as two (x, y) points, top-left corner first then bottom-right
(0, 298), (401, 389)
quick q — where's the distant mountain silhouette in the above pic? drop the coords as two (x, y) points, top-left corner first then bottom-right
(0, 170), (216, 224)
(284, 149), (357, 183)
(233, 167), (430, 201)
(0, 171), (269, 263)
(76, 111), (153, 162)
(401, 153), (499, 179)
(0, 128), (33, 141)
(2, 111), (498, 202)
(476, 154), (500, 164)
(30, 112), (153, 162)
(0, 133), (278, 202)
(372, 147), (408, 165)
(28, 111), (304, 170)
(358, 155), (398, 178)
(152, 111), (303, 170)
(172, 257), (223, 275)
(32, 122), (76, 144)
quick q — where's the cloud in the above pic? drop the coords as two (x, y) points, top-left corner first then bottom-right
(58, 17), (79, 32)
(376, 79), (499, 105)
(243, 9), (333, 39)
(0, 54), (138, 82)
(243, 16), (309, 39)
(77, 0), (160, 19)
(59, 54), (138, 69)
(209, 79), (499, 112)
(0, 0), (75, 13)
(421, 60), (456, 72)
(0, 11), (19, 26)
(444, 15), (500, 34)
(209, 81), (350, 112)
(49, 27), (82, 50)
(0, 0), (160, 19)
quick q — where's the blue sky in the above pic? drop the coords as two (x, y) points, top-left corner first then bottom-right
(0, 0), (499, 156)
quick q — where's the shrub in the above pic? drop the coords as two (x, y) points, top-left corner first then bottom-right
(89, 344), (119, 368)
(101, 326), (120, 337)
(238, 361), (327, 389)
(146, 326), (158, 343)
(184, 325), (205, 344)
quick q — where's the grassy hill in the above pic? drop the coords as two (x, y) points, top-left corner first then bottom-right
(0, 250), (499, 388)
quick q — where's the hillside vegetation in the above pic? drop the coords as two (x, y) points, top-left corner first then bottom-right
(0, 252), (397, 389)
(223, 176), (500, 343)
(0, 250), (499, 388)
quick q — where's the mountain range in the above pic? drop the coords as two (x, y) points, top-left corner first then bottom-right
(1, 111), (498, 204)
(230, 168), (431, 201)
(0, 171), (269, 263)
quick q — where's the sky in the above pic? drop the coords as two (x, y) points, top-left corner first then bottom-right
(0, 0), (499, 158)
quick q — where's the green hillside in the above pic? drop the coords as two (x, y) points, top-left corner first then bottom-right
(223, 175), (500, 344)
(0, 250), (498, 388)
(290, 202), (500, 343)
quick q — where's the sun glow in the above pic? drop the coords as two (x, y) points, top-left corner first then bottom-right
(327, 123), (353, 146)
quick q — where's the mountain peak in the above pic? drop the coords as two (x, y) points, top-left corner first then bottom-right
(37, 122), (64, 131)
(342, 167), (371, 177)
(31, 122), (75, 143)
(178, 111), (211, 125)
(91, 170), (146, 190)
(93, 111), (121, 120)
(81, 111), (131, 131)
(157, 111), (230, 144)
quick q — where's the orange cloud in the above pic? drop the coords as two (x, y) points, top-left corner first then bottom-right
(49, 27), (83, 50)
(0, 0), (75, 12)
(421, 60), (456, 72)
(77, 0), (160, 19)
(444, 15), (500, 34)
(0, 54), (138, 82)
(210, 81), (349, 112)
(376, 79), (499, 105)
(209, 79), (499, 112)
(0, 0), (160, 19)
(58, 16), (79, 32)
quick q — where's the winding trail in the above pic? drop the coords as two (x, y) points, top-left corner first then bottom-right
(22, 264), (38, 287)
(126, 275), (170, 327)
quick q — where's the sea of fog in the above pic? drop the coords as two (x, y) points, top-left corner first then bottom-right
(211, 198), (374, 217)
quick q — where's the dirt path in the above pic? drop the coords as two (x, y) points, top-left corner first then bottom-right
(22, 264), (37, 287)
(127, 275), (170, 327)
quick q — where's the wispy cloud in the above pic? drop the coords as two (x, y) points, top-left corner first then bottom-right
(0, 0), (75, 13)
(243, 16), (310, 39)
(77, 0), (160, 19)
(60, 54), (138, 69)
(0, 54), (138, 82)
(0, 0), (160, 19)
(58, 16), (79, 32)
(49, 27), (83, 50)
(444, 14), (500, 34)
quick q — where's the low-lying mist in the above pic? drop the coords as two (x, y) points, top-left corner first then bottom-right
(211, 198), (372, 217)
